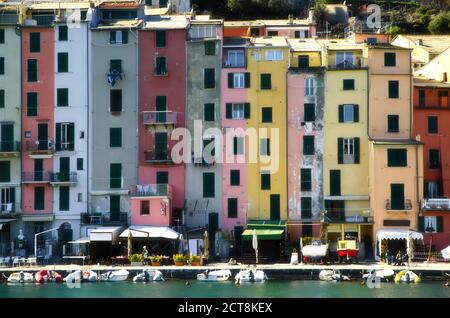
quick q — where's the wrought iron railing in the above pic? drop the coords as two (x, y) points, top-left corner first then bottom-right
(143, 111), (177, 125)
(0, 141), (20, 153)
(49, 172), (78, 183)
(129, 184), (171, 197)
(386, 199), (413, 211)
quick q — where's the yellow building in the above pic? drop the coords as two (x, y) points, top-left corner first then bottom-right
(246, 36), (289, 222)
(321, 40), (372, 259)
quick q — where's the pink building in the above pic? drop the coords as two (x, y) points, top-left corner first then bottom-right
(132, 17), (187, 226)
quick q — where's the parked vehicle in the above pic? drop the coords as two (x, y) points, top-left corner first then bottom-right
(302, 240), (329, 264)
(133, 269), (164, 282)
(7, 271), (34, 283)
(235, 269), (268, 283)
(100, 269), (129, 282)
(197, 269), (232, 282)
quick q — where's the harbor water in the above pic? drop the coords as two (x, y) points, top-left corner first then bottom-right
(1, 280), (449, 298)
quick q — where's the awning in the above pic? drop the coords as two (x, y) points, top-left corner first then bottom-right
(89, 227), (123, 243)
(21, 215), (54, 222)
(377, 229), (423, 241)
(67, 237), (90, 244)
(119, 226), (180, 240)
(241, 229), (284, 241)
(246, 220), (287, 230)
(0, 219), (15, 230)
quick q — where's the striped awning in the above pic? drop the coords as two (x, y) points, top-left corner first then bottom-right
(241, 229), (284, 241)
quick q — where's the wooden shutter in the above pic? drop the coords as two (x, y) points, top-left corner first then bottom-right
(203, 172), (215, 198)
(122, 30), (128, 44)
(55, 123), (61, 151)
(156, 30), (166, 47)
(304, 103), (315, 122)
(354, 137), (360, 164)
(244, 103), (250, 119)
(384, 52), (396, 67)
(301, 197), (312, 219)
(59, 26), (68, 41)
(27, 92), (38, 116)
(227, 198), (238, 218)
(57, 88), (68, 107)
(0, 89), (4, 108)
(204, 103), (215, 121)
(110, 31), (116, 44)
(300, 168), (311, 191)
(228, 73), (234, 88)
(389, 81), (399, 98)
(0, 161), (10, 182)
(68, 123), (75, 151)
(436, 216), (443, 232)
(418, 216), (424, 232)
(230, 170), (240, 186)
(337, 138), (343, 164)
(353, 105), (359, 122)
(77, 158), (83, 170)
(261, 173), (271, 190)
(30, 32), (40, 52)
(110, 164), (122, 189)
(110, 128), (122, 147)
(59, 186), (70, 211)
(226, 103), (232, 119)
(58, 53), (68, 72)
(338, 105), (344, 123)
(390, 184), (404, 209)
(245, 73), (250, 88)
(27, 59), (38, 82)
(330, 170), (341, 196)
(34, 187), (45, 210)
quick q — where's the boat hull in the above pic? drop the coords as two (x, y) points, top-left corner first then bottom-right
(197, 270), (232, 282)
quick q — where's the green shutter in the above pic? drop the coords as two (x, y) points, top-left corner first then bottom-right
(298, 55), (309, 68)
(110, 128), (122, 147)
(204, 41), (215, 55)
(204, 103), (215, 121)
(58, 52), (68, 72)
(295, 31), (300, 38)
(228, 73), (234, 88)
(156, 171), (169, 184)
(389, 80), (399, 99)
(338, 105), (344, 123)
(227, 198), (238, 218)
(10, 187), (15, 211)
(330, 170), (341, 196)
(27, 59), (37, 82)
(204, 68), (215, 89)
(436, 216), (443, 232)
(110, 59), (122, 73)
(0, 57), (3, 75)
(155, 57), (166, 75)
(27, 92), (38, 116)
(301, 197), (312, 219)
(156, 30), (166, 47)
(230, 170), (240, 186)
(384, 52), (396, 67)
(77, 158), (83, 170)
(354, 137), (360, 164)
(58, 25), (68, 41)
(30, 32), (40, 52)
(110, 163), (122, 188)
(303, 136), (314, 155)
(390, 184), (404, 209)
(0, 90), (4, 108)
(388, 149), (407, 167)
(68, 123), (74, 151)
(428, 116), (438, 134)
(203, 172), (215, 198)
(59, 186), (70, 211)
(343, 79), (354, 90)
(353, 105), (359, 122)
(0, 29), (4, 44)
(57, 88), (68, 107)
(244, 103), (250, 119)
(245, 73), (251, 88)
(110, 89), (122, 112)
(122, 30), (128, 44)
(418, 216), (424, 232)
(0, 161), (10, 182)
(261, 173), (271, 190)
(110, 31), (116, 43)
(388, 115), (399, 132)
(110, 195), (120, 221)
(304, 103), (315, 122)
(226, 103), (232, 119)
(300, 168), (311, 191)
(337, 138), (343, 164)
(260, 74), (271, 90)
(34, 187), (45, 210)
(55, 123), (61, 151)
(262, 107), (272, 123)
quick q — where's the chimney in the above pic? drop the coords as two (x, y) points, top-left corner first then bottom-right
(415, 39), (423, 46)
(288, 14), (293, 25)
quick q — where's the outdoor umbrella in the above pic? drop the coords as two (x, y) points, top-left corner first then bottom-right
(252, 229), (258, 264)
(178, 234), (185, 253)
(406, 230), (413, 265)
(127, 230), (133, 257)
(300, 237), (303, 264)
(203, 230), (209, 259)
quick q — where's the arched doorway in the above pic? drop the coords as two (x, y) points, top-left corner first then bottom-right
(58, 223), (73, 257)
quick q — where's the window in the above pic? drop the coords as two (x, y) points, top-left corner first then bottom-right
(418, 90), (425, 107)
(141, 201), (150, 215)
(203, 138), (215, 157)
(304, 103), (315, 122)
(227, 198), (238, 218)
(154, 56), (167, 75)
(335, 52), (354, 66)
(59, 186), (69, 211)
(330, 170), (341, 196)
(388, 80), (399, 99)
(301, 168), (311, 191)
(110, 30), (128, 44)
(260, 74), (271, 90)
(204, 103), (215, 121)
(260, 138), (270, 156)
(0, 29), (4, 44)
(110, 59), (122, 73)
(159, 0), (168, 7)
(203, 172), (215, 198)
(226, 103), (250, 119)
(429, 149), (440, 169)
(424, 181), (440, 199)
(267, 31), (278, 36)
(233, 137), (244, 155)
(0, 57), (3, 75)
(261, 171), (271, 190)
(204, 68), (215, 88)
(0, 161), (10, 182)
(384, 52), (396, 67)
(254, 52), (261, 61)
(343, 79), (355, 90)
(57, 52), (68, 73)
(155, 30), (166, 47)
(305, 78), (314, 96)
(265, 50), (283, 61)
(390, 184), (405, 210)
(301, 197), (312, 219)
(110, 128), (122, 147)
(156, 171), (168, 185)
(428, 116), (438, 134)
(438, 90), (448, 107)
(250, 28), (260, 36)
(110, 89), (122, 112)
(0, 187), (15, 212)
(303, 136), (314, 155)
(57, 88), (69, 107)
(27, 59), (38, 82)
(110, 163), (122, 188)
(55, 123), (75, 151)
(387, 149), (407, 167)
(339, 104), (358, 123)
(298, 55), (309, 68)
(262, 107), (272, 123)
(230, 170), (240, 186)
(188, 25), (217, 39)
(419, 216), (443, 233)
(76, 158), (83, 170)
(34, 187), (45, 210)
(27, 92), (38, 116)
(387, 115), (399, 133)
(30, 32), (40, 53)
(227, 50), (244, 67)
(204, 41), (215, 55)
(228, 72), (250, 88)
(0, 90), (4, 108)
(232, 103), (244, 119)
(338, 137), (360, 164)
(58, 25), (68, 41)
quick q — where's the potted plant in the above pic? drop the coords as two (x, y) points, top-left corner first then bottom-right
(150, 255), (163, 266)
(129, 253), (143, 266)
(173, 254), (186, 266)
(190, 255), (201, 266)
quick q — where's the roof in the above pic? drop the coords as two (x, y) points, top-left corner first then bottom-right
(366, 43), (412, 51)
(414, 77), (450, 88)
(259, 19), (311, 27)
(251, 36), (288, 48)
(224, 20), (264, 27)
(319, 39), (363, 51)
(396, 35), (450, 54)
(371, 139), (423, 145)
(287, 38), (321, 51)
(94, 19), (143, 29)
(96, 1), (140, 9)
(144, 6), (169, 16)
(190, 15), (222, 24)
(144, 15), (188, 29)
(223, 36), (248, 47)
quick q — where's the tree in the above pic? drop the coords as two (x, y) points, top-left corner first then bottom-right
(386, 25), (404, 38)
(428, 12), (450, 34)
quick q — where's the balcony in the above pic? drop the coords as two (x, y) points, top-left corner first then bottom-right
(81, 212), (128, 226)
(386, 199), (413, 211)
(25, 140), (54, 158)
(324, 208), (373, 223)
(129, 184), (172, 197)
(22, 171), (51, 183)
(0, 141), (20, 157)
(143, 111), (177, 127)
(422, 198), (450, 211)
(327, 57), (367, 70)
(49, 172), (78, 186)
(0, 202), (20, 215)
(26, 15), (55, 26)
(0, 14), (18, 25)
(144, 149), (174, 164)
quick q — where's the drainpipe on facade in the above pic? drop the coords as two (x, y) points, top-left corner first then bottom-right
(85, 21), (90, 239)
(18, 25), (23, 241)
(415, 144), (420, 231)
(134, 26), (139, 227)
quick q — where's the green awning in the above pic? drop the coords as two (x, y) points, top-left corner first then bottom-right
(241, 229), (284, 241)
(246, 220), (286, 230)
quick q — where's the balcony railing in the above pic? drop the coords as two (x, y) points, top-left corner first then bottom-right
(0, 141), (20, 153)
(49, 172), (78, 184)
(327, 57), (367, 70)
(22, 171), (51, 183)
(0, 202), (20, 214)
(386, 199), (413, 211)
(325, 208), (373, 223)
(81, 212), (128, 226)
(143, 111), (177, 126)
(129, 184), (171, 197)
(25, 140), (54, 153)
(144, 149), (173, 164)
(422, 198), (450, 211)
(0, 14), (19, 25)
(30, 15), (55, 26)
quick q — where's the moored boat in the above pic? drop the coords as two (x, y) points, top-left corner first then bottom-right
(302, 240), (329, 264)
(234, 269), (268, 283)
(35, 270), (63, 284)
(82, 270), (98, 282)
(197, 269), (232, 282)
(133, 269), (164, 282)
(337, 236), (359, 263)
(63, 270), (81, 284)
(100, 269), (129, 282)
(319, 269), (351, 282)
(7, 271), (34, 283)
(362, 269), (395, 282)
(394, 270), (421, 283)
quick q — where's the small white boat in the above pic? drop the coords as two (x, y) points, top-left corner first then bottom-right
(319, 269), (351, 282)
(441, 245), (450, 260)
(302, 240), (329, 263)
(63, 270), (81, 283)
(394, 270), (421, 283)
(7, 271), (34, 283)
(82, 270), (98, 282)
(100, 269), (129, 282)
(133, 269), (164, 282)
(197, 269), (232, 282)
(235, 269), (268, 283)
(363, 269), (395, 282)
